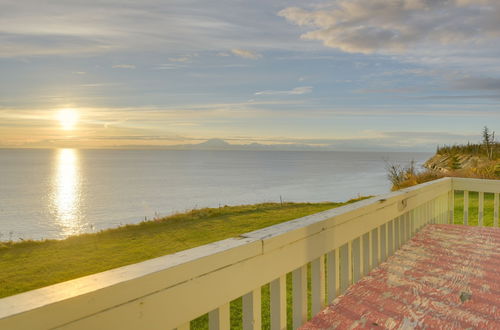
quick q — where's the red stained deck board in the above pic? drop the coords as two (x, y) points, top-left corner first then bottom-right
(301, 224), (500, 329)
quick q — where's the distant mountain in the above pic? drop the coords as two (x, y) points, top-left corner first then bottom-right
(196, 138), (232, 148)
(115, 138), (431, 152)
(164, 139), (324, 151)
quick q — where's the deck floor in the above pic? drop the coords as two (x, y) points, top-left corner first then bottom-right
(302, 224), (500, 329)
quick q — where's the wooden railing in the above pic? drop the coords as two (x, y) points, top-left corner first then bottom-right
(1, 178), (499, 330)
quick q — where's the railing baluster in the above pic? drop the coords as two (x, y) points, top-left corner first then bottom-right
(449, 190), (455, 224)
(439, 195), (443, 223)
(352, 238), (361, 283)
(427, 201), (431, 224)
(439, 195), (448, 223)
(362, 233), (370, 276)
(380, 224), (387, 262)
(443, 194), (447, 223)
(424, 201), (427, 224)
(415, 206), (420, 230)
(410, 209), (415, 235)
(402, 213), (406, 241)
(371, 228), (379, 269)
(243, 288), (261, 330)
(495, 193), (499, 227)
(270, 276), (286, 330)
(422, 202), (427, 226)
(387, 220), (394, 256)
(464, 191), (469, 225)
(478, 192), (484, 226)
(209, 303), (230, 330)
(431, 199), (435, 224)
(311, 256), (325, 316)
(432, 199), (435, 224)
(405, 212), (410, 243)
(327, 249), (339, 303)
(438, 196), (442, 223)
(339, 243), (351, 294)
(421, 204), (425, 228)
(395, 217), (400, 250)
(292, 265), (307, 329)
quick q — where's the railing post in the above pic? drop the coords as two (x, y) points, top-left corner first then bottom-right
(478, 192), (484, 226)
(339, 243), (351, 294)
(270, 276), (286, 330)
(380, 224), (387, 262)
(209, 304), (230, 330)
(352, 238), (361, 283)
(464, 191), (469, 225)
(394, 217), (400, 250)
(449, 189), (454, 224)
(371, 228), (379, 269)
(327, 249), (339, 304)
(243, 289), (261, 330)
(387, 220), (394, 256)
(292, 265), (307, 329)
(495, 193), (499, 227)
(362, 232), (370, 276)
(311, 256), (325, 316)
(404, 212), (410, 242)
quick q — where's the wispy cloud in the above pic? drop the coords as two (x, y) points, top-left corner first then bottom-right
(451, 76), (500, 91)
(154, 63), (185, 70)
(231, 48), (262, 60)
(112, 64), (135, 69)
(168, 53), (197, 63)
(168, 57), (191, 63)
(255, 86), (312, 96)
(0, 1), (305, 57)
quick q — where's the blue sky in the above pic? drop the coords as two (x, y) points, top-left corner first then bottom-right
(1, 0), (499, 150)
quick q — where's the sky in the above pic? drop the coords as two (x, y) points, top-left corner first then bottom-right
(1, 0), (499, 151)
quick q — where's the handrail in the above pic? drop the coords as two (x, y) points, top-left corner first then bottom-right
(1, 177), (498, 330)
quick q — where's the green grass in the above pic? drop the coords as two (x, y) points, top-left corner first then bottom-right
(453, 191), (498, 226)
(0, 199), (368, 300)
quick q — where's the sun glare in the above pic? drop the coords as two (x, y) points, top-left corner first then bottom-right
(58, 109), (78, 130)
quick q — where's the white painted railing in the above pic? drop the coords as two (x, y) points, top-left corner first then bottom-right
(1, 178), (499, 330)
(452, 178), (500, 227)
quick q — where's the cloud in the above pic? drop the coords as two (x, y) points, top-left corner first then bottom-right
(231, 48), (262, 60)
(279, 0), (500, 54)
(255, 86), (312, 96)
(112, 64), (135, 69)
(451, 76), (500, 91)
(0, 1), (307, 57)
(168, 53), (197, 63)
(168, 57), (191, 63)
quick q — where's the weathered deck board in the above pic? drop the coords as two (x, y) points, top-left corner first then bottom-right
(301, 224), (500, 329)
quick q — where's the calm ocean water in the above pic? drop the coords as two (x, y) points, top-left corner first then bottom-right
(0, 149), (431, 241)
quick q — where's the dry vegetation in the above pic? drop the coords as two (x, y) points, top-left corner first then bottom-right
(388, 127), (499, 190)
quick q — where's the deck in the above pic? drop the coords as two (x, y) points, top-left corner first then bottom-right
(302, 224), (500, 329)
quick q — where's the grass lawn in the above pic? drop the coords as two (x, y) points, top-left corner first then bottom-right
(0, 199), (367, 300)
(453, 190), (498, 226)
(0, 193), (497, 329)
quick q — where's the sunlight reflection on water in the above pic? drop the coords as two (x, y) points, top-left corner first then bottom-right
(50, 149), (84, 237)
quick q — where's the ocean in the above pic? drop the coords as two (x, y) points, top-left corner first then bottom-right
(0, 149), (431, 241)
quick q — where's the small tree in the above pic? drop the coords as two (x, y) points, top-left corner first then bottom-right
(482, 126), (496, 160)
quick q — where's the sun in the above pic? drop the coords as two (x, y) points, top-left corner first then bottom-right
(57, 109), (78, 130)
